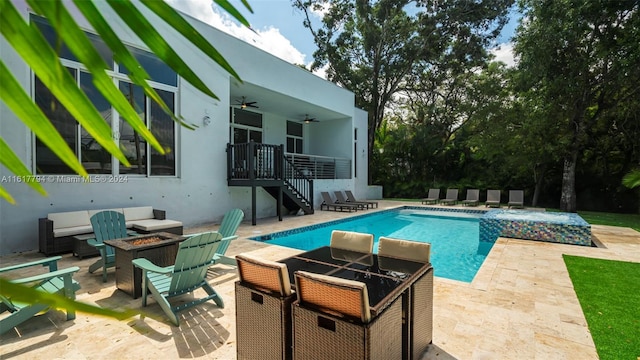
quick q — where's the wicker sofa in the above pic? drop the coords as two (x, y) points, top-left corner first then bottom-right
(39, 206), (183, 256)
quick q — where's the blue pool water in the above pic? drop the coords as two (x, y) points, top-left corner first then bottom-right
(252, 208), (493, 282)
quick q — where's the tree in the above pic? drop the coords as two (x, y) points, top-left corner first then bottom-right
(513, 0), (640, 212)
(0, 0), (251, 204)
(293, 0), (513, 184)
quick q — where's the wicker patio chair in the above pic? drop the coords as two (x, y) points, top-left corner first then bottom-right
(330, 230), (374, 253)
(293, 271), (403, 360)
(377, 237), (433, 359)
(236, 254), (295, 360)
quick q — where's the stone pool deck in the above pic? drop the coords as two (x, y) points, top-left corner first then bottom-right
(1, 200), (639, 359)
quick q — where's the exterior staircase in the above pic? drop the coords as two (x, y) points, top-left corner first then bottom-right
(227, 142), (314, 225)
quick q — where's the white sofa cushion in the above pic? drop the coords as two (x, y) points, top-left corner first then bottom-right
(123, 206), (155, 221)
(53, 225), (94, 237)
(48, 211), (91, 230)
(88, 208), (124, 218)
(130, 219), (182, 231)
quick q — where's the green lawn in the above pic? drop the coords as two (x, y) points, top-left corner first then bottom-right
(563, 255), (640, 360)
(577, 211), (640, 232)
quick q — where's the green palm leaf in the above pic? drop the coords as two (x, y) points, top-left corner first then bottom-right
(27, 0), (164, 154)
(622, 169), (640, 189)
(0, 1), (131, 166)
(106, 0), (218, 100)
(73, 0), (195, 130)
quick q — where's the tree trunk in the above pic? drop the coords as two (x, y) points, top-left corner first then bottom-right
(560, 151), (578, 212)
(532, 164), (547, 207)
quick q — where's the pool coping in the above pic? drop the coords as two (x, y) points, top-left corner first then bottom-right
(250, 205), (487, 241)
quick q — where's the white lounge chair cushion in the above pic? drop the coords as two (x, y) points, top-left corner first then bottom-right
(378, 237), (430, 263)
(123, 206), (155, 221)
(53, 225), (94, 237)
(236, 253), (292, 296)
(48, 211), (91, 230)
(130, 219), (182, 231)
(330, 230), (374, 253)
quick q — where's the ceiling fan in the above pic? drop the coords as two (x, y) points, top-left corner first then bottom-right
(302, 114), (318, 123)
(236, 96), (259, 109)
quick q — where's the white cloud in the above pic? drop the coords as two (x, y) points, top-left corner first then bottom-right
(166, 0), (306, 65)
(490, 42), (517, 67)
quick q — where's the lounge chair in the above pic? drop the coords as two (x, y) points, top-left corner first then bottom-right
(1, 256), (80, 335)
(421, 188), (440, 205)
(213, 208), (244, 266)
(485, 190), (501, 207)
(132, 232), (224, 326)
(440, 189), (458, 205)
(334, 191), (368, 210)
(508, 190), (524, 209)
(462, 189), (480, 206)
(320, 192), (359, 212)
(88, 210), (128, 282)
(345, 190), (378, 209)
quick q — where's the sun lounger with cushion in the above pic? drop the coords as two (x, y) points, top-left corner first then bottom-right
(421, 189), (441, 205)
(462, 189), (480, 206)
(345, 190), (378, 209)
(440, 189), (458, 205)
(320, 192), (359, 212)
(508, 190), (524, 209)
(485, 190), (501, 207)
(334, 191), (368, 210)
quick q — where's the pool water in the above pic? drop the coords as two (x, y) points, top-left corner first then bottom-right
(254, 208), (493, 282)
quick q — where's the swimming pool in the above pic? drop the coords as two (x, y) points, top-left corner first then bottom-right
(252, 207), (491, 282)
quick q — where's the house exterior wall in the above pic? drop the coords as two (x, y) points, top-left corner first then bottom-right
(0, 1), (368, 255)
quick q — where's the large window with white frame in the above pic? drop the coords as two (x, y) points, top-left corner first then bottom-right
(32, 15), (177, 176)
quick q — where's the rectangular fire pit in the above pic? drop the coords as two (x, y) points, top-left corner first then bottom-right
(105, 232), (186, 298)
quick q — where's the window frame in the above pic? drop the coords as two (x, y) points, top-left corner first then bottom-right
(30, 15), (179, 177)
(286, 120), (304, 154)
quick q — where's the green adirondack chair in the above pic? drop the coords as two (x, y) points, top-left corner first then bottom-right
(1, 256), (80, 335)
(88, 210), (128, 282)
(212, 208), (244, 266)
(131, 232), (224, 326)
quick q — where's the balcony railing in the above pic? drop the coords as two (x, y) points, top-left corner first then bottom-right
(285, 153), (351, 180)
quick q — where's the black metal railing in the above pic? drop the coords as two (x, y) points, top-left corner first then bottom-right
(227, 141), (313, 207)
(283, 155), (313, 208)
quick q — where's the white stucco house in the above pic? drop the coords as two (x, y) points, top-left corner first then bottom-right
(0, 1), (370, 255)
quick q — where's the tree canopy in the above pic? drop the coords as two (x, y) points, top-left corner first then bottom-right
(296, 0), (640, 212)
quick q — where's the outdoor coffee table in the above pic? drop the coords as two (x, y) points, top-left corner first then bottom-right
(279, 246), (433, 359)
(105, 232), (186, 298)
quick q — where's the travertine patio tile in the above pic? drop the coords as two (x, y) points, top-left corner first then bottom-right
(1, 201), (638, 360)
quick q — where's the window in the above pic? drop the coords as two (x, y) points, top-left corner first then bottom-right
(231, 108), (262, 144)
(286, 120), (303, 154)
(32, 15), (177, 176)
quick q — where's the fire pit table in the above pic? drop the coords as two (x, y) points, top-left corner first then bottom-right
(105, 232), (187, 298)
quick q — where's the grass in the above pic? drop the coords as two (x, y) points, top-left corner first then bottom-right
(577, 211), (640, 232)
(563, 255), (640, 360)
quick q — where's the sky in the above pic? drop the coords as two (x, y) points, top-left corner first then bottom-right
(167, 0), (519, 77)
